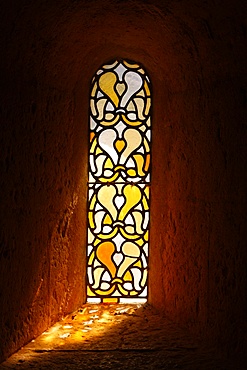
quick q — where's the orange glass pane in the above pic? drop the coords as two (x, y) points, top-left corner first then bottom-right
(96, 242), (116, 278)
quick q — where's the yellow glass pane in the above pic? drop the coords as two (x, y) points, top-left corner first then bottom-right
(95, 285), (116, 295)
(94, 154), (107, 176)
(105, 157), (114, 169)
(133, 154), (145, 176)
(103, 214), (112, 225)
(90, 99), (97, 116)
(133, 260), (142, 268)
(144, 231), (149, 241)
(92, 267), (105, 289)
(136, 238), (144, 246)
(120, 227), (139, 240)
(145, 97), (151, 116)
(134, 98), (145, 120)
(144, 80), (151, 96)
(99, 72), (119, 107)
(114, 165), (125, 172)
(120, 129), (142, 164)
(144, 186), (149, 197)
(89, 137), (97, 153)
(119, 185), (141, 221)
(123, 61), (139, 69)
(97, 185), (117, 220)
(105, 113), (115, 121)
(101, 115), (120, 127)
(127, 100), (135, 111)
(88, 251), (95, 265)
(103, 60), (118, 69)
(93, 238), (101, 246)
(88, 211), (95, 229)
(89, 194), (97, 210)
(119, 240), (140, 260)
(125, 226), (135, 234)
(136, 90), (145, 97)
(132, 211), (143, 234)
(122, 114), (142, 126)
(123, 270), (132, 281)
(99, 172), (119, 183)
(141, 269), (148, 287)
(96, 99), (107, 120)
(116, 82), (126, 96)
(144, 154), (150, 172)
(143, 137), (150, 153)
(87, 229), (94, 244)
(127, 169), (136, 177)
(130, 291), (137, 296)
(142, 195), (149, 211)
(103, 298), (118, 303)
(91, 82), (97, 97)
(96, 147), (103, 155)
(112, 277), (122, 284)
(98, 227), (118, 240)
(138, 68), (145, 74)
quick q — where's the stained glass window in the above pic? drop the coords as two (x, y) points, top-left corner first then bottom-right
(86, 59), (152, 303)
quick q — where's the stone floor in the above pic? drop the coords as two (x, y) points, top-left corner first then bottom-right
(0, 304), (243, 369)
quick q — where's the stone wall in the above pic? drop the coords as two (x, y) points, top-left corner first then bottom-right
(0, 0), (246, 362)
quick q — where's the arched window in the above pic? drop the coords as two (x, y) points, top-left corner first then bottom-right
(87, 60), (152, 303)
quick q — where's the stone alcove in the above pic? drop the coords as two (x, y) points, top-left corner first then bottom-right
(0, 0), (246, 363)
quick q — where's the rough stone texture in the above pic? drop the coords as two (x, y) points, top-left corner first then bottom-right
(0, 0), (246, 364)
(1, 304), (243, 369)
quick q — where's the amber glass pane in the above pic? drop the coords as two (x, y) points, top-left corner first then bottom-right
(87, 60), (151, 303)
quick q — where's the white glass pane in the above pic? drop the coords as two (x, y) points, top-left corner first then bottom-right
(114, 121), (126, 138)
(89, 155), (96, 173)
(97, 91), (104, 98)
(87, 267), (93, 284)
(102, 271), (111, 282)
(119, 298), (147, 303)
(114, 63), (127, 81)
(106, 101), (114, 111)
(87, 298), (101, 303)
(143, 212), (149, 230)
(143, 243), (148, 256)
(90, 117), (97, 130)
(146, 129), (151, 141)
(140, 287), (147, 297)
(141, 254), (147, 268)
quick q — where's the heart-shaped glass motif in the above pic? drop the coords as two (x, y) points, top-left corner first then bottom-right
(114, 195), (125, 209)
(113, 252), (124, 266)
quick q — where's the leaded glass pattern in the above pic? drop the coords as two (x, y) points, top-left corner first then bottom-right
(87, 60), (151, 303)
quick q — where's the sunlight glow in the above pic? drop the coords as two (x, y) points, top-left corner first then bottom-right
(32, 304), (144, 347)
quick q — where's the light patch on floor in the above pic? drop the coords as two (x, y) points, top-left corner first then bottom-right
(1, 304), (235, 369)
(30, 304), (141, 349)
